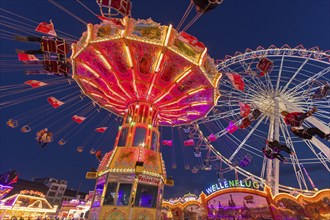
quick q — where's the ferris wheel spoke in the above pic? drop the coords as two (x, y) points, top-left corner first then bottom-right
(303, 140), (330, 172)
(284, 66), (330, 97)
(280, 121), (308, 190)
(228, 115), (266, 161)
(198, 109), (240, 123)
(281, 58), (309, 93)
(275, 55), (285, 94)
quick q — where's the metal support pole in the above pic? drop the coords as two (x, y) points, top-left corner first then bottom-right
(266, 117), (274, 187)
(273, 96), (280, 195)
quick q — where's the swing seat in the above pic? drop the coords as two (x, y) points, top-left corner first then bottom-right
(202, 159), (212, 170)
(251, 109), (261, 120)
(96, 0), (132, 17)
(191, 166), (199, 174)
(257, 57), (273, 76)
(239, 117), (251, 129)
(183, 128), (190, 134)
(90, 148), (96, 154)
(21, 125), (31, 133)
(58, 139), (66, 145)
(239, 154), (252, 167)
(77, 146), (84, 153)
(6, 119), (18, 128)
(194, 147), (201, 157)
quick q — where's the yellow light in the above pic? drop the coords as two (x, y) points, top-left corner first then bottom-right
(154, 84), (176, 103)
(215, 72), (222, 87)
(159, 95), (187, 107)
(191, 101), (209, 107)
(80, 63), (100, 78)
(81, 78), (98, 88)
(187, 112), (200, 116)
(161, 108), (182, 112)
(125, 44), (133, 67)
(199, 47), (207, 66)
(93, 47), (132, 99)
(95, 49), (113, 71)
(155, 52), (164, 72)
(104, 104), (125, 112)
(120, 17), (128, 37)
(146, 75), (157, 100)
(90, 92), (103, 98)
(188, 87), (206, 95)
(80, 77), (126, 102)
(86, 24), (93, 44)
(176, 68), (192, 83)
(164, 24), (172, 46)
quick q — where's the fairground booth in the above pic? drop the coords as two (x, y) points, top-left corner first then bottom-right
(0, 190), (57, 220)
(161, 180), (330, 220)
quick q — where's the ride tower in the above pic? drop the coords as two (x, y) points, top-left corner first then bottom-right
(71, 15), (221, 219)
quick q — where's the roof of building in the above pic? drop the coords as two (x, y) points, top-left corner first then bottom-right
(4, 178), (49, 198)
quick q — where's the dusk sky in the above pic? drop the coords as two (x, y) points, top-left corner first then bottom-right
(0, 0), (329, 199)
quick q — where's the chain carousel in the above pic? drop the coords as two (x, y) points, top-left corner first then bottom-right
(73, 1), (221, 219)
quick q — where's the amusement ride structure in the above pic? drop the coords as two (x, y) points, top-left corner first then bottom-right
(0, 0), (329, 219)
(71, 4), (221, 218)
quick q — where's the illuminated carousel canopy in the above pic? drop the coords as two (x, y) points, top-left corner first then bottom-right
(72, 17), (221, 126)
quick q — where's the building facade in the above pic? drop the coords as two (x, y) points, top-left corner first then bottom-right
(34, 178), (67, 206)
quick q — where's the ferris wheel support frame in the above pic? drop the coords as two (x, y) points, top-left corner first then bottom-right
(280, 121), (309, 190)
(273, 97), (280, 195)
(228, 115), (266, 162)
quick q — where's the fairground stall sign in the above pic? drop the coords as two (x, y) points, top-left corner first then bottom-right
(205, 179), (261, 195)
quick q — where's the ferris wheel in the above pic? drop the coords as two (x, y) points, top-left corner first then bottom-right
(188, 45), (330, 195)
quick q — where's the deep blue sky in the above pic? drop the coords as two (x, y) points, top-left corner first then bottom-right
(0, 0), (329, 198)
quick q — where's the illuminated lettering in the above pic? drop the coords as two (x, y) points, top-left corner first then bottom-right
(205, 187), (213, 195)
(253, 182), (260, 189)
(229, 180), (235, 187)
(204, 180), (262, 194)
(245, 180), (251, 187)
